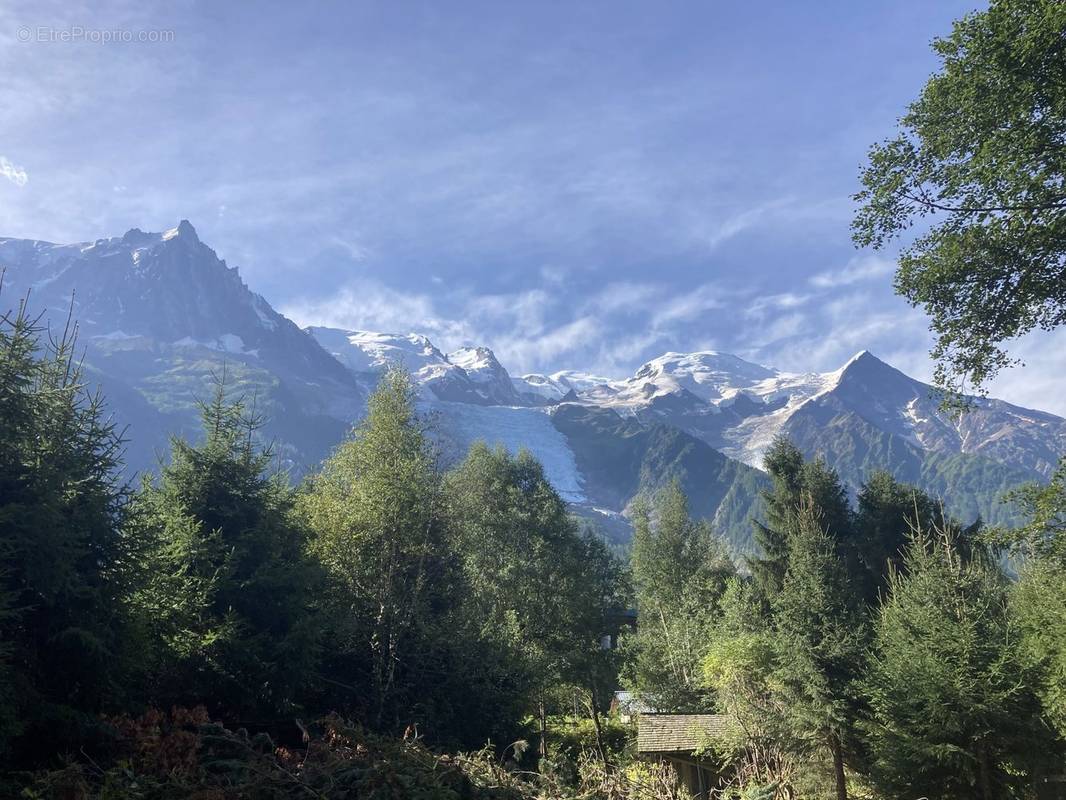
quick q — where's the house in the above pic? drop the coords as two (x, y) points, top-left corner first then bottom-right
(610, 690), (654, 724)
(636, 713), (735, 798)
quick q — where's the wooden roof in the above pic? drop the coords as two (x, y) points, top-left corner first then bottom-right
(636, 714), (734, 754)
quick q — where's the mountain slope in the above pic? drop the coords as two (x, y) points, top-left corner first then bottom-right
(550, 405), (768, 553)
(0, 223), (361, 473)
(578, 349), (1064, 528)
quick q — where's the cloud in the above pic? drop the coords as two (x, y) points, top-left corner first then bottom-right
(0, 156), (27, 186)
(687, 196), (795, 252)
(745, 292), (811, 319)
(583, 281), (663, 315)
(281, 282), (477, 347)
(809, 255), (895, 288)
(651, 282), (728, 327)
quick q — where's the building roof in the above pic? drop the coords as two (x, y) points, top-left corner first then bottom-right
(612, 691), (656, 715)
(636, 714), (735, 754)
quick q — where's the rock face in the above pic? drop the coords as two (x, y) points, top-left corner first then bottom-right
(0, 222), (361, 471)
(2, 221), (1062, 549)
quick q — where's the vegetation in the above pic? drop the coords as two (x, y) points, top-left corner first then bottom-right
(696, 434), (1066, 800)
(853, 0), (1066, 397)
(623, 482), (734, 712)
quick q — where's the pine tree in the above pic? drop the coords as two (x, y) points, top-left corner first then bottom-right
(0, 299), (137, 761)
(864, 525), (1053, 799)
(749, 437), (854, 601)
(853, 470), (939, 600)
(772, 500), (867, 800)
(134, 376), (321, 721)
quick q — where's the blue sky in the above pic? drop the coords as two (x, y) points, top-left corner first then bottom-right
(3, 0), (1065, 411)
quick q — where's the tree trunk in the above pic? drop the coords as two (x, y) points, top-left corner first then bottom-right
(829, 733), (847, 800)
(538, 700), (548, 760)
(978, 740), (993, 800)
(587, 683), (608, 765)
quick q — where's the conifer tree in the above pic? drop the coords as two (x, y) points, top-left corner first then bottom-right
(749, 437), (853, 601)
(772, 501), (866, 800)
(864, 526), (1053, 800)
(853, 470), (939, 600)
(135, 376), (321, 721)
(0, 299), (136, 761)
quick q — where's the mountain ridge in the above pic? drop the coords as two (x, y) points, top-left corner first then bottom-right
(2, 221), (1060, 548)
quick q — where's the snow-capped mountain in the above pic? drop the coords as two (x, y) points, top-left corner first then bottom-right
(447, 346), (523, 405)
(2, 222), (1062, 549)
(0, 222), (344, 378)
(511, 371), (608, 405)
(306, 328), (526, 406)
(582, 348), (1066, 481)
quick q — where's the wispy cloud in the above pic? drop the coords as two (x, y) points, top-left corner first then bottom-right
(0, 157), (27, 186)
(809, 255), (894, 288)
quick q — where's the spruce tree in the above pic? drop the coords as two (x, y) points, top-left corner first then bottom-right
(0, 300), (136, 761)
(135, 377), (321, 721)
(772, 501), (866, 800)
(853, 470), (939, 600)
(864, 526), (1053, 799)
(749, 437), (854, 601)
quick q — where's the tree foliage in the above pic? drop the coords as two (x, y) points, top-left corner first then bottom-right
(864, 526), (1054, 800)
(0, 300), (136, 761)
(853, 0), (1066, 396)
(300, 366), (458, 734)
(624, 481), (735, 711)
(749, 438), (854, 601)
(133, 377), (322, 722)
(771, 502), (866, 800)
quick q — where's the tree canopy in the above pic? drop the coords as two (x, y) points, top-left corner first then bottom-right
(853, 0), (1066, 396)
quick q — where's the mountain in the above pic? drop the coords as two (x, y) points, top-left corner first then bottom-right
(0, 222), (361, 470)
(570, 349), (1065, 526)
(2, 222), (1061, 549)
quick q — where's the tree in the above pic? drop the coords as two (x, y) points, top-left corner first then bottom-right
(1011, 562), (1066, 741)
(625, 481), (735, 711)
(996, 456), (1066, 565)
(772, 501), (867, 800)
(853, 0), (1066, 397)
(703, 578), (801, 797)
(1000, 458), (1066, 740)
(443, 442), (628, 755)
(864, 525), (1054, 800)
(749, 437), (853, 601)
(0, 299), (138, 762)
(134, 377), (321, 722)
(853, 470), (940, 599)
(300, 366), (455, 734)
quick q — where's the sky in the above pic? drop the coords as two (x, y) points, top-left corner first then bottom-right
(3, 0), (1065, 412)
